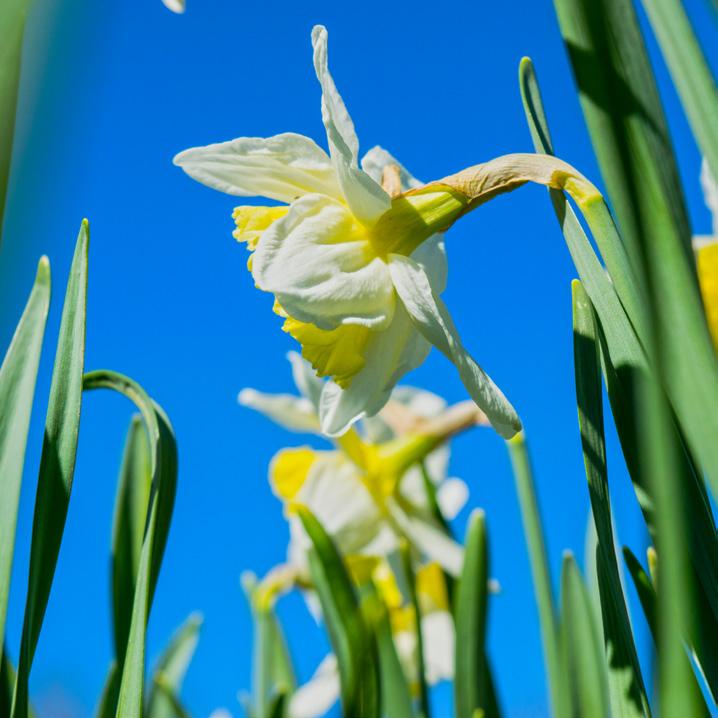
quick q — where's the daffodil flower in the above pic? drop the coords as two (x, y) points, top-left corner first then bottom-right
(289, 561), (455, 718)
(695, 159), (718, 348)
(240, 353), (476, 581)
(176, 26), (603, 439)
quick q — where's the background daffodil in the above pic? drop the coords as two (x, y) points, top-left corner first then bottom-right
(695, 159), (718, 348)
(174, 25), (521, 440)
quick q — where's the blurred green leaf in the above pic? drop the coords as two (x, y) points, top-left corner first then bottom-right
(247, 592), (294, 718)
(146, 613), (202, 718)
(454, 510), (492, 718)
(560, 553), (610, 717)
(553, 0), (718, 498)
(297, 506), (380, 718)
(572, 280), (650, 717)
(400, 542), (430, 718)
(0, 259), (50, 652)
(506, 434), (568, 718)
(83, 370), (178, 718)
(95, 663), (120, 718)
(11, 223), (88, 718)
(641, 0), (718, 176)
(112, 416), (152, 666)
(366, 582), (413, 718)
(0, 0), (31, 239)
(623, 547), (710, 715)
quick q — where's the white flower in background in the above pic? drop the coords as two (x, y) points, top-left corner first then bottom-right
(161, 0), (185, 13)
(695, 159), (718, 348)
(241, 353), (474, 581)
(289, 562), (455, 718)
(175, 25), (521, 439)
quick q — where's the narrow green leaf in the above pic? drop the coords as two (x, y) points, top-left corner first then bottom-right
(552, 0), (718, 497)
(641, 0), (718, 176)
(297, 506), (380, 718)
(521, 56), (718, 664)
(244, 575), (295, 718)
(82, 370), (178, 718)
(560, 553), (610, 718)
(112, 416), (152, 665)
(150, 679), (191, 718)
(146, 613), (202, 718)
(400, 541), (430, 718)
(0, 258), (50, 651)
(366, 582), (413, 718)
(11, 223), (88, 718)
(572, 279), (650, 717)
(623, 547), (710, 716)
(0, 0), (32, 239)
(95, 663), (120, 718)
(454, 510), (489, 718)
(1, 648), (14, 717)
(506, 434), (568, 718)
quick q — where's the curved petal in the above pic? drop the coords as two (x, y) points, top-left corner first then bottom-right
(173, 133), (341, 204)
(388, 253), (521, 439)
(288, 350), (324, 410)
(253, 194), (396, 330)
(361, 146), (424, 191)
(436, 478), (469, 520)
(289, 655), (340, 718)
(311, 26), (390, 226)
(316, 238), (446, 436)
(318, 301), (431, 436)
(238, 387), (320, 433)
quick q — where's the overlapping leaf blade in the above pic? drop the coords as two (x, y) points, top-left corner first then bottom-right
(552, 0), (718, 498)
(506, 435), (568, 718)
(560, 553), (610, 717)
(83, 370), (178, 718)
(297, 506), (380, 718)
(0, 258), (50, 652)
(572, 279), (650, 717)
(146, 613), (202, 718)
(454, 510), (491, 718)
(11, 223), (88, 718)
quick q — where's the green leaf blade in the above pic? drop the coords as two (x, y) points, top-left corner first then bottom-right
(0, 258), (50, 651)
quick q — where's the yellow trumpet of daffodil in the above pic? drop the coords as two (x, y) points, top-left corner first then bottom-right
(175, 26), (602, 438)
(695, 159), (718, 350)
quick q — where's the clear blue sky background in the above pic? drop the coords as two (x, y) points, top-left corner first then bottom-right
(1, 1), (716, 716)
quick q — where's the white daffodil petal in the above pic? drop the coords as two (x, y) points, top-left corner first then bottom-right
(290, 454), (385, 558)
(421, 611), (455, 684)
(436, 478), (470, 520)
(319, 301), (431, 436)
(701, 158), (718, 236)
(238, 388), (320, 434)
(388, 501), (464, 576)
(289, 655), (340, 718)
(388, 253), (521, 439)
(361, 146), (424, 190)
(173, 133), (341, 204)
(288, 351), (324, 411)
(162, 0), (185, 12)
(411, 234), (448, 294)
(311, 26), (390, 226)
(253, 194), (396, 330)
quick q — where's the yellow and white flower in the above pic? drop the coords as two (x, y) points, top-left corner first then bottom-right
(240, 353), (475, 580)
(174, 25), (523, 439)
(695, 159), (718, 349)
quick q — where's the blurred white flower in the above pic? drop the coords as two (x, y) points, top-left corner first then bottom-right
(161, 0), (185, 13)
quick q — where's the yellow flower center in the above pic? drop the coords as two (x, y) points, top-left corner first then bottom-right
(274, 301), (372, 389)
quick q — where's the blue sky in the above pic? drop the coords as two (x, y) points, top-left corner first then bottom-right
(1, 1), (716, 716)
